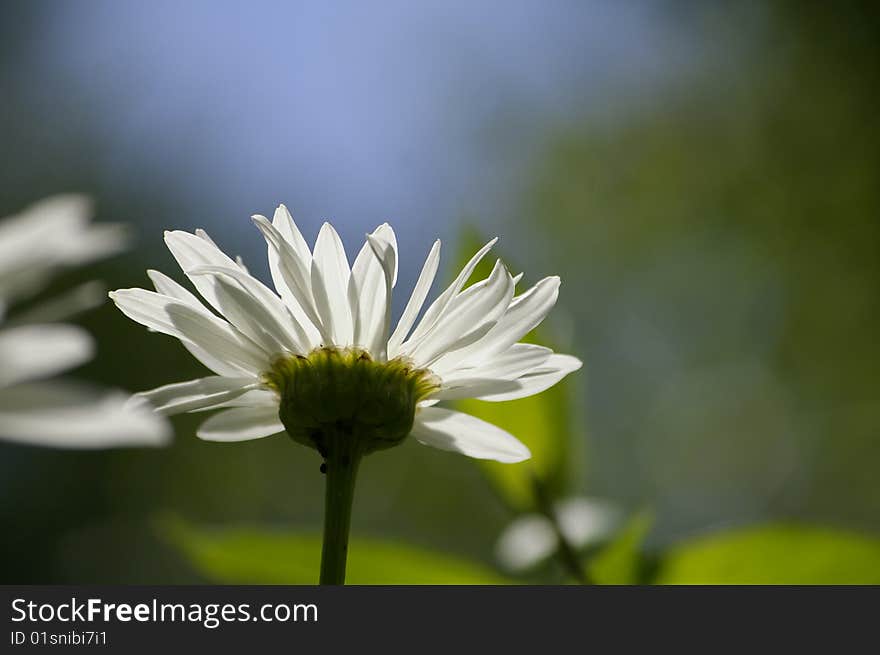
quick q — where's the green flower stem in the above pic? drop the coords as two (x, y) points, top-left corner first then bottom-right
(319, 431), (363, 585)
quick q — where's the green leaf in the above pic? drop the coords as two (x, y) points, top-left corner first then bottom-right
(160, 517), (512, 585)
(654, 524), (880, 584)
(588, 511), (653, 585)
(451, 226), (583, 510)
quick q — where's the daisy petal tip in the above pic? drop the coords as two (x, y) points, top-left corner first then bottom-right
(494, 441), (531, 464)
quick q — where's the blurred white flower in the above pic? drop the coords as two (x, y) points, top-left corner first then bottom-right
(495, 497), (621, 572)
(110, 205), (581, 462)
(0, 196), (170, 448)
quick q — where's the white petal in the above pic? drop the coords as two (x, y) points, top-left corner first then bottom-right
(436, 275), (560, 371)
(252, 214), (326, 344)
(378, 224), (398, 286)
(555, 498), (622, 548)
(387, 239), (440, 357)
(495, 498), (620, 572)
(0, 195), (127, 302)
(495, 514), (557, 572)
(189, 265), (311, 354)
(471, 354), (582, 401)
(188, 387), (279, 412)
(428, 344), (553, 400)
(310, 223), (353, 345)
(194, 271), (287, 354)
(403, 237), (497, 348)
(196, 406), (284, 442)
(406, 259), (514, 367)
(147, 269), (204, 307)
(110, 289), (268, 374)
(166, 231), (306, 354)
(272, 205), (312, 264)
(0, 381), (170, 448)
(427, 379), (521, 401)
(433, 342), (552, 383)
(147, 270), (247, 376)
(476, 276), (561, 359)
(10, 280), (106, 324)
(263, 206), (322, 348)
(348, 224), (396, 358)
(164, 230), (239, 313)
(410, 406), (530, 463)
(0, 195), (127, 270)
(0, 324), (94, 387)
(136, 376), (260, 415)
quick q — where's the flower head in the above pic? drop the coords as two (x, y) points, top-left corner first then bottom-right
(495, 498), (621, 572)
(0, 196), (170, 448)
(111, 206), (581, 462)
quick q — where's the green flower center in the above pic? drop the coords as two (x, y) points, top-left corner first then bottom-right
(263, 347), (439, 457)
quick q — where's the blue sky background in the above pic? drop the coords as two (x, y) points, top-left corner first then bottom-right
(4, 0), (703, 275)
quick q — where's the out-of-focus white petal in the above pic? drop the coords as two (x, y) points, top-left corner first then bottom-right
(387, 239), (440, 357)
(109, 289), (268, 374)
(0, 381), (170, 448)
(470, 354), (582, 401)
(310, 222), (353, 345)
(196, 406), (284, 442)
(0, 195), (127, 303)
(0, 324), (94, 387)
(495, 515), (557, 572)
(410, 406), (530, 463)
(9, 281), (106, 325)
(495, 498), (622, 572)
(555, 498), (621, 548)
(135, 376), (260, 415)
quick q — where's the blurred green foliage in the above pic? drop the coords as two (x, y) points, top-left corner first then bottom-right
(588, 512), (654, 585)
(654, 525), (880, 584)
(163, 517), (511, 585)
(509, 2), (880, 531)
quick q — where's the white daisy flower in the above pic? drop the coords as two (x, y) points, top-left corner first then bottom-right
(0, 195), (170, 448)
(495, 497), (621, 573)
(110, 205), (581, 463)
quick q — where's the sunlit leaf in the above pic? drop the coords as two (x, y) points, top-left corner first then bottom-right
(160, 517), (512, 585)
(654, 524), (880, 584)
(452, 227), (583, 510)
(587, 511), (653, 585)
